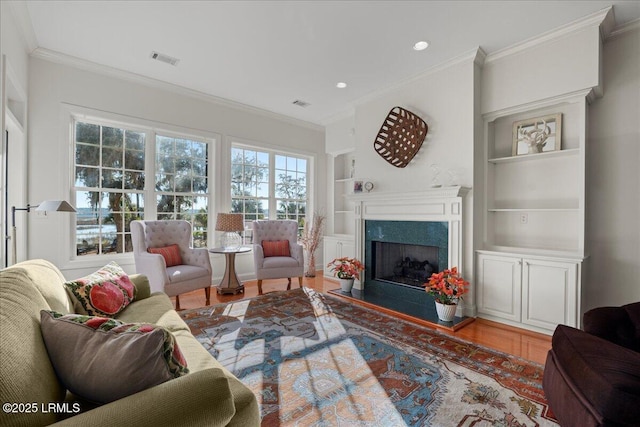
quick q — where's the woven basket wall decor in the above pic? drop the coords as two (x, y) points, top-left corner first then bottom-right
(373, 106), (428, 168)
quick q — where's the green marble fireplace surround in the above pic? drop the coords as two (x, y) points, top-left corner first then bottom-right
(363, 220), (448, 309)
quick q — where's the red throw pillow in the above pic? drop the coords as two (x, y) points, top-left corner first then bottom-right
(148, 244), (183, 267)
(64, 262), (136, 317)
(262, 240), (291, 257)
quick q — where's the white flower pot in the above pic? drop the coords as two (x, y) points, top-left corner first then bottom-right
(435, 301), (457, 322)
(339, 278), (355, 293)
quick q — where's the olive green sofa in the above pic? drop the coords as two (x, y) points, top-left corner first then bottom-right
(0, 259), (260, 427)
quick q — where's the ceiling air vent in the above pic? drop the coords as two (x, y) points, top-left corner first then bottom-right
(150, 51), (180, 66)
(292, 99), (310, 108)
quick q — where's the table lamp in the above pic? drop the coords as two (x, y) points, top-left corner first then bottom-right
(215, 213), (244, 250)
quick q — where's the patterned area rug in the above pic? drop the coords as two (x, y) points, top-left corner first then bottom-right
(180, 288), (558, 427)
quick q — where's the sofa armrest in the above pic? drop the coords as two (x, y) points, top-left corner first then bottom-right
(129, 274), (151, 301)
(52, 368), (241, 427)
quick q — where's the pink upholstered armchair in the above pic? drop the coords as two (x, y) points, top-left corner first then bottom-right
(131, 220), (212, 310)
(252, 220), (304, 294)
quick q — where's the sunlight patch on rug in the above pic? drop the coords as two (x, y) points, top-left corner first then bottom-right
(181, 287), (558, 426)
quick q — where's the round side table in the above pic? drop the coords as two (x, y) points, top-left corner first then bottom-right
(209, 246), (251, 295)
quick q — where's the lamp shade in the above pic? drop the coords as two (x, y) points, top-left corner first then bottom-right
(215, 213), (244, 232)
(35, 200), (77, 213)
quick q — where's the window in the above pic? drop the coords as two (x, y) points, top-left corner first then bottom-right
(231, 145), (308, 232)
(74, 121), (145, 256)
(155, 135), (209, 247)
(73, 118), (213, 256)
(274, 154), (307, 225)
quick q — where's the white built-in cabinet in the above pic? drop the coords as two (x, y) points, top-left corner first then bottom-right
(476, 252), (581, 333)
(476, 90), (591, 334)
(323, 235), (356, 280)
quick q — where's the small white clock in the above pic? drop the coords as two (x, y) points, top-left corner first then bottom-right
(364, 181), (374, 192)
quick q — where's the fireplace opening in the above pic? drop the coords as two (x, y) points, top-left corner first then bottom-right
(372, 241), (439, 289)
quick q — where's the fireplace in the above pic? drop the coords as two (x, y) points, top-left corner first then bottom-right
(365, 220), (448, 299)
(332, 187), (472, 327)
(372, 241), (439, 288)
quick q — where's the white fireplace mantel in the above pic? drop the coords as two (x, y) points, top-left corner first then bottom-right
(351, 186), (470, 292)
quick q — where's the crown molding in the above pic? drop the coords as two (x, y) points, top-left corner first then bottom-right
(352, 47), (483, 109)
(607, 17), (640, 40)
(485, 6), (613, 64)
(323, 47), (484, 125)
(320, 106), (356, 126)
(5, 1), (38, 53)
(30, 48), (324, 132)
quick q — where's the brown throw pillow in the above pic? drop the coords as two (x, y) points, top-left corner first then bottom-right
(148, 244), (183, 267)
(40, 310), (189, 404)
(262, 240), (291, 257)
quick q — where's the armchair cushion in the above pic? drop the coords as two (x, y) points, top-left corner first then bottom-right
(64, 262), (135, 317)
(262, 240), (291, 257)
(148, 244), (183, 267)
(40, 310), (189, 404)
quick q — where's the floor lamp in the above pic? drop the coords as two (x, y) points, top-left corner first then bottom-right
(8, 200), (76, 265)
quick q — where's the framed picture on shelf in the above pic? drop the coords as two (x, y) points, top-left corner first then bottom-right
(353, 180), (363, 193)
(512, 113), (562, 156)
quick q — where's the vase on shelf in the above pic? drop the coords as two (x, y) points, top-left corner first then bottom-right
(435, 301), (457, 322)
(339, 278), (354, 293)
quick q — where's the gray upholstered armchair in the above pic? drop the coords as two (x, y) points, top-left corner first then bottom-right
(131, 220), (212, 309)
(252, 220), (304, 294)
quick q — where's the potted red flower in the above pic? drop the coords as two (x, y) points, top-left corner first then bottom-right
(424, 267), (469, 322)
(327, 257), (364, 293)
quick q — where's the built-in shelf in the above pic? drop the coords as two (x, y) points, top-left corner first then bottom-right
(488, 148), (580, 164)
(330, 151), (356, 236)
(477, 91), (590, 334)
(488, 208), (579, 212)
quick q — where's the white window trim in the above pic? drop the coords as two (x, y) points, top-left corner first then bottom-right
(60, 103), (220, 270)
(226, 136), (315, 222)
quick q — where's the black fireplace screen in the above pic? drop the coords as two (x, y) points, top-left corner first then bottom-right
(372, 241), (439, 288)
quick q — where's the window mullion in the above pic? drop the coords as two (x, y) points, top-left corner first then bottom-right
(145, 130), (157, 218)
(269, 152), (276, 219)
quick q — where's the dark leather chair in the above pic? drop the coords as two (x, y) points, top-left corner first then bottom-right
(542, 302), (640, 427)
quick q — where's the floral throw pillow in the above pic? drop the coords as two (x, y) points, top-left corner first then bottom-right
(40, 310), (189, 404)
(64, 262), (135, 317)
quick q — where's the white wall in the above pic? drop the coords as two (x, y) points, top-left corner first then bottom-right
(347, 53), (478, 314)
(1, 1), (31, 268)
(481, 25), (602, 114)
(354, 56), (476, 192)
(27, 57), (326, 280)
(586, 24), (640, 308)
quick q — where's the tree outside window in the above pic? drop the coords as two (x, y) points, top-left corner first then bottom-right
(74, 122), (145, 255)
(73, 120), (212, 255)
(155, 135), (209, 248)
(231, 146), (308, 236)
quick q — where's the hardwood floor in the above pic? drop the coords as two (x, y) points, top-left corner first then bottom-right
(172, 271), (552, 365)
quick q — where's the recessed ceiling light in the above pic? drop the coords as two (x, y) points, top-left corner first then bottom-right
(413, 41), (429, 51)
(336, 82), (347, 89)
